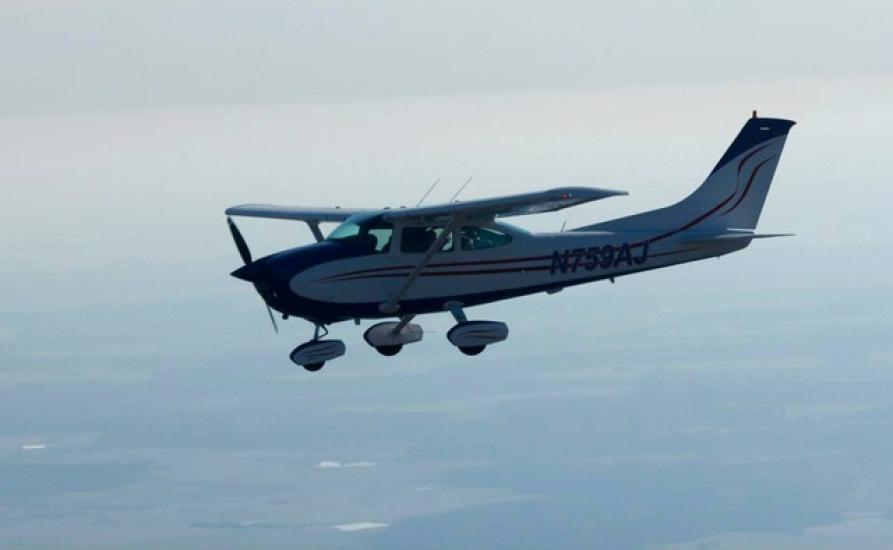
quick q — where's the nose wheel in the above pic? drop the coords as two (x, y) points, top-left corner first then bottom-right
(290, 324), (345, 372)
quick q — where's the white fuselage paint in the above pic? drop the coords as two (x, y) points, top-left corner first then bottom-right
(289, 225), (741, 308)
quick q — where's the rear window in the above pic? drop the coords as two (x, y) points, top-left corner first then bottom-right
(460, 226), (512, 250)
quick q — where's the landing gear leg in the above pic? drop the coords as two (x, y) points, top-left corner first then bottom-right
(446, 301), (467, 323)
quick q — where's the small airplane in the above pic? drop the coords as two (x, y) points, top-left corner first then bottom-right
(226, 112), (795, 371)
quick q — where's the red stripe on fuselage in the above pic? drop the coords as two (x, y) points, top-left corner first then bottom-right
(330, 264), (553, 282)
(321, 248), (696, 283)
(320, 254), (553, 282)
(631, 188), (738, 247)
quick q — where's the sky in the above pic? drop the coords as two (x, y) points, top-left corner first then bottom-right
(1, 1), (892, 548)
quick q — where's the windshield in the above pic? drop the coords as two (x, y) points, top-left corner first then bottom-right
(327, 213), (393, 253)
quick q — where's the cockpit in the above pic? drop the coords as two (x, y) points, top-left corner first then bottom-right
(327, 212), (516, 255)
(326, 213), (394, 253)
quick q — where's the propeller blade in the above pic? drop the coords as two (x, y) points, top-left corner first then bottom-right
(265, 304), (279, 333)
(227, 217), (252, 265)
(228, 217), (277, 333)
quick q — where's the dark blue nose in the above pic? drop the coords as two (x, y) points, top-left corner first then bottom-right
(230, 247), (314, 302)
(232, 241), (359, 300)
(231, 260), (268, 283)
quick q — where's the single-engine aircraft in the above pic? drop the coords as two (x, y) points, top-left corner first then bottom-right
(226, 113), (795, 371)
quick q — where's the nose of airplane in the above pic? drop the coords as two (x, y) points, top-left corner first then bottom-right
(231, 241), (351, 297)
(231, 250), (302, 298)
(231, 259), (268, 283)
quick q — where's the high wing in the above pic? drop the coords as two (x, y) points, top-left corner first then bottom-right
(381, 186), (627, 222)
(225, 186), (626, 225)
(225, 204), (370, 223)
(225, 205), (372, 242)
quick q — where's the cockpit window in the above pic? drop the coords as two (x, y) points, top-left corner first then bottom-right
(460, 226), (512, 251)
(401, 226), (454, 254)
(327, 214), (393, 253)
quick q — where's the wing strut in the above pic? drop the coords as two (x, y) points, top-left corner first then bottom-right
(307, 221), (324, 243)
(379, 217), (459, 314)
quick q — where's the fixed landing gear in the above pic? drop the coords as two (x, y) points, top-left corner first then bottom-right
(290, 324), (345, 372)
(458, 345), (486, 356)
(288, 306), (508, 369)
(375, 345), (403, 356)
(302, 360), (325, 372)
(445, 302), (509, 356)
(363, 317), (423, 356)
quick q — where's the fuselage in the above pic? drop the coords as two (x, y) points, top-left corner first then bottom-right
(240, 219), (744, 324)
(225, 115), (794, 371)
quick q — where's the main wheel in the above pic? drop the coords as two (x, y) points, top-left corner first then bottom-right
(375, 345), (403, 356)
(459, 345), (486, 356)
(303, 362), (325, 372)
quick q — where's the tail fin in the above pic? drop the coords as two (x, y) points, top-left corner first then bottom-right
(576, 114), (795, 236)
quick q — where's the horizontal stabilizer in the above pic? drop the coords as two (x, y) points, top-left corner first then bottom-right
(680, 229), (794, 244)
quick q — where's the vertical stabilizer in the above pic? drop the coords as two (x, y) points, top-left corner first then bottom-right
(575, 115), (795, 235)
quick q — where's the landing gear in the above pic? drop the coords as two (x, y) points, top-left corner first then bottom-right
(363, 317), (423, 357)
(445, 302), (509, 356)
(375, 345), (403, 356)
(459, 345), (486, 356)
(290, 324), (345, 372)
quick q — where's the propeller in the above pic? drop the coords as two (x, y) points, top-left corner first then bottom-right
(227, 217), (278, 333)
(264, 303), (279, 333)
(227, 216), (252, 265)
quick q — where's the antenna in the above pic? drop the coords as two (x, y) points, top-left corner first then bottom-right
(449, 177), (473, 202)
(560, 220), (567, 233)
(416, 177), (440, 207)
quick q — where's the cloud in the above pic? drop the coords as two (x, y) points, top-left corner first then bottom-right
(317, 460), (375, 469)
(334, 522), (389, 532)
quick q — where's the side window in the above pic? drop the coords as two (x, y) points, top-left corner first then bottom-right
(400, 226), (454, 253)
(460, 226), (512, 251)
(368, 226), (393, 253)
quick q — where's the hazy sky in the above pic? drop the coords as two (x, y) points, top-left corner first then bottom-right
(2, 1), (892, 114)
(1, 2), (892, 549)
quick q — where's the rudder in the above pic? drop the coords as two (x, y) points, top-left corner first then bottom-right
(576, 114), (795, 235)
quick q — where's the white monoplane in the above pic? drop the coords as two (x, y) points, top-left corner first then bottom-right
(226, 113), (794, 371)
